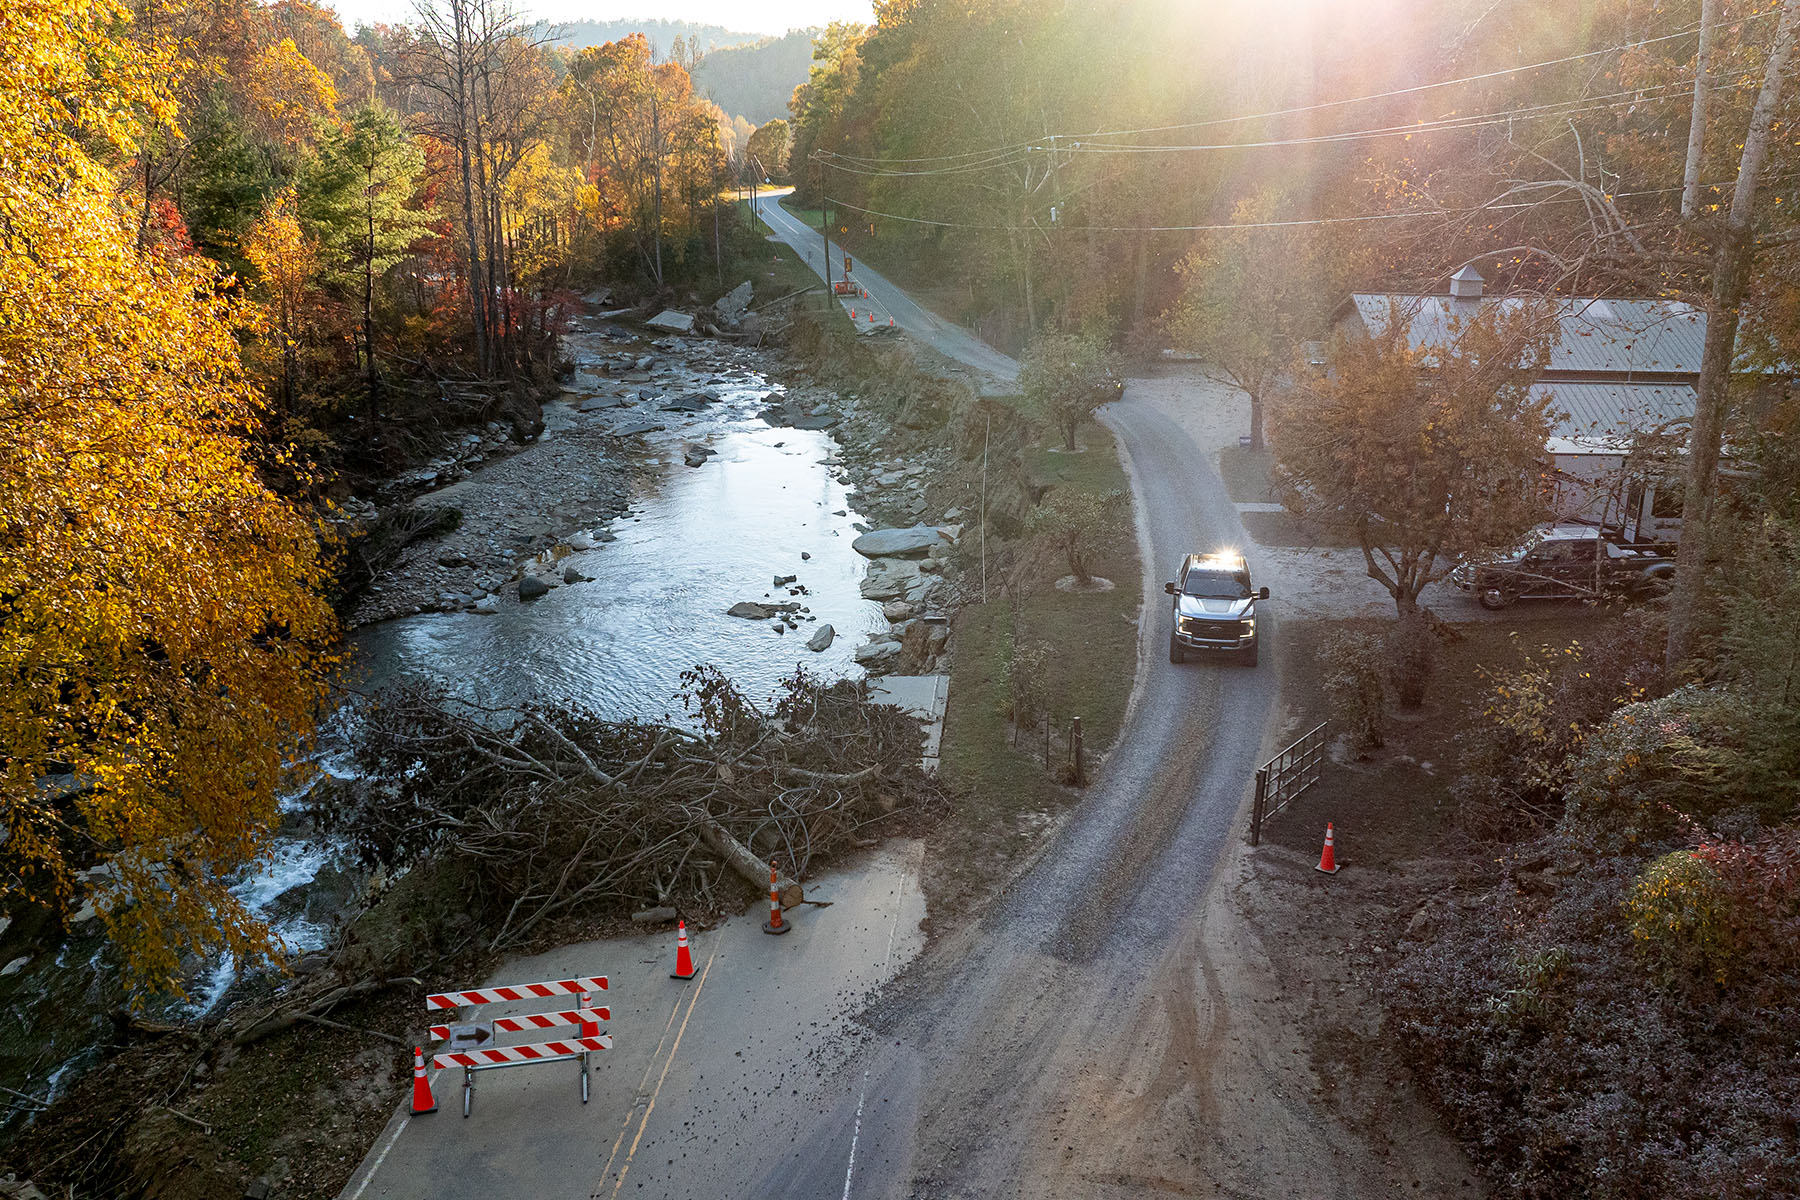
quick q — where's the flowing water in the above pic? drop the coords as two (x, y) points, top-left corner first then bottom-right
(350, 412), (886, 715)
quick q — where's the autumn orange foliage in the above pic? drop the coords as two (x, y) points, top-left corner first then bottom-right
(0, 0), (337, 995)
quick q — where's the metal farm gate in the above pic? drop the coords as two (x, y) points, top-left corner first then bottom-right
(1249, 721), (1327, 845)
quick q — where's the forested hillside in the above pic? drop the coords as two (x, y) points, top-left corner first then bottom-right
(551, 18), (758, 56)
(693, 29), (819, 125)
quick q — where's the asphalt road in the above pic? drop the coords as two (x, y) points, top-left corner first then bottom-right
(752, 191), (1022, 384)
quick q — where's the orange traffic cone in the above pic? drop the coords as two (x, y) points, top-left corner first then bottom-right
(410, 1046), (437, 1114)
(671, 920), (697, 979)
(867, 311), (875, 323)
(850, 307), (856, 319)
(763, 860), (789, 935)
(1315, 822), (1341, 874)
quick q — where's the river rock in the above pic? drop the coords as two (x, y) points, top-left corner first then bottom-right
(473, 595), (501, 614)
(1, 955), (29, 976)
(882, 600), (915, 622)
(646, 309), (695, 333)
(613, 419), (664, 436)
(806, 624), (835, 652)
(564, 565), (585, 584)
(519, 576), (550, 601)
(714, 280), (754, 321)
(791, 414), (837, 430)
(727, 601), (773, 619)
(861, 559), (921, 602)
(568, 531), (595, 551)
(684, 448), (711, 468)
(774, 574), (797, 587)
(854, 640), (902, 664)
(852, 526), (950, 557)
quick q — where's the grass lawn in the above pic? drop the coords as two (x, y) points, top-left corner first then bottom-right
(1217, 444), (1274, 503)
(1240, 509), (1363, 549)
(929, 427), (1141, 923)
(777, 198), (826, 230)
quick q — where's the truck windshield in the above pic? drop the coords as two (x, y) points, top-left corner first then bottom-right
(1184, 571), (1249, 599)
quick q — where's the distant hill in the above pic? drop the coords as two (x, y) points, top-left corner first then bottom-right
(548, 20), (818, 128)
(550, 19), (761, 57)
(692, 30), (818, 126)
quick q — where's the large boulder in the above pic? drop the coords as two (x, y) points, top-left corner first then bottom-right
(854, 640), (902, 664)
(727, 601), (773, 619)
(806, 623), (836, 652)
(861, 558), (922, 602)
(713, 281), (753, 321)
(646, 309), (695, 333)
(852, 526), (951, 558)
(519, 575), (550, 601)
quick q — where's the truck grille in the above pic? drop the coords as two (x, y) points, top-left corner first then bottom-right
(1181, 617), (1245, 640)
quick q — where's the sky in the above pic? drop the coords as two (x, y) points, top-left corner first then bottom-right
(320, 0), (874, 37)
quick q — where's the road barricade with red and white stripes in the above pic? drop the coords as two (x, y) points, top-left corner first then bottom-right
(424, 975), (613, 1117)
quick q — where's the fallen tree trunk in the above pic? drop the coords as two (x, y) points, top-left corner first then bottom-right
(699, 817), (804, 908)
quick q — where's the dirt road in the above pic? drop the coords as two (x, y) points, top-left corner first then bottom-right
(746, 387), (1474, 1198)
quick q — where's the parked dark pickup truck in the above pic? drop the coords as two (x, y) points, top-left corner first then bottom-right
(1450, 524), (1675, 610)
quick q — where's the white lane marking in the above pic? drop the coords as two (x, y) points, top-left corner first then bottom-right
(344, 1052), (452, 1200)
(840, 845), (920, 1200)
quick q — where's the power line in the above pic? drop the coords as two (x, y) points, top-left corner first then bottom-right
(815, 80), (1745, 179)
(814, 11), (1771, 168)
(818, 181), (1727, 235)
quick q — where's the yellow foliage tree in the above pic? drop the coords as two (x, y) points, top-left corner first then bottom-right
(242, 186), (320, 420)
(246, 35), (339, 153)
(0, 0), (337, 995)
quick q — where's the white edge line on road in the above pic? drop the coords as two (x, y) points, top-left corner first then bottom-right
(342, 1052), (453, 1200)
(840, 841), (923, 1200)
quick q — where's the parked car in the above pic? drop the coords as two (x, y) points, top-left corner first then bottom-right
(1449, 524), (1675, 610)
(1165, 551), (1268, 666)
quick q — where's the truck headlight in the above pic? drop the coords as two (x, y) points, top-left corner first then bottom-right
(1242, 619), (1255, 635)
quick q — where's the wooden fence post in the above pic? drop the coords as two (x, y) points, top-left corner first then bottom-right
(1071, 716), (1084, 786)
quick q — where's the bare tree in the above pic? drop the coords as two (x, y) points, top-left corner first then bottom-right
(1666, 0), (1800, 668)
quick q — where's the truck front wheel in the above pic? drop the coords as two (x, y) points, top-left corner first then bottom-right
(1168, 633), (1185, 664)
(1478, 587), (1516, 611)
(1242, 642), (1259, 667)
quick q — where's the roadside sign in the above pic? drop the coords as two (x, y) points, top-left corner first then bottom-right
(446, 1023), (493, 1051)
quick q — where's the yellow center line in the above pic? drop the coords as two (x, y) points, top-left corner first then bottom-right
(597, 942), (719, 1198)
(594, 981), (687, 1190)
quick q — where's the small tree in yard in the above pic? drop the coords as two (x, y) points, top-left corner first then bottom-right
(1028, 488), (1127, 585)
(1272, 298), (1559, 620)
(1018, 332), (1122, 451)
(1162, 188), (1355, 450)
